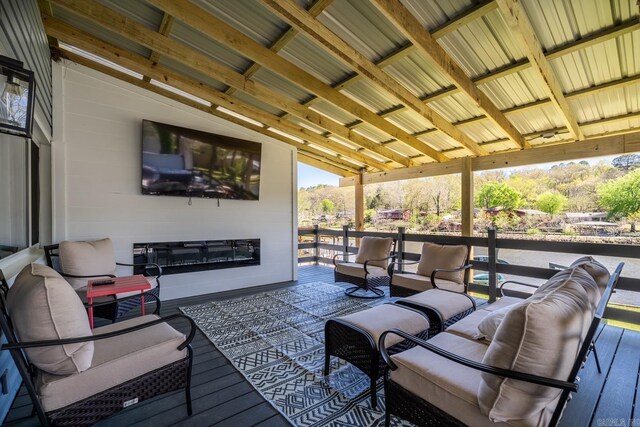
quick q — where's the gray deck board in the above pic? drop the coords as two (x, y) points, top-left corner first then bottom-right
(5, 265), (640, 426)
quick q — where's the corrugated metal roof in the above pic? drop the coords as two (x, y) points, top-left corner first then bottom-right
(279, 34), (352, 85)
(507, 104), (566, 134)
(384, 51), (453, 97)
(309, 100), (359, 127)
(340, 79), (398, 113)
(251, 67), (312, 104)
(158, 56), (228, 92)
(400, 0), (477, 31)
(231, 90), (285, 117)
(387, 110), (435, 134)
(96, 0), (161, 30)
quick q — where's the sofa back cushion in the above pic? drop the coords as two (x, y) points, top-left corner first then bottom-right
(478, 267), (598, 422)
(59, 238), (116, 290)
(355, 237), (394, 268)
(569, 256), (610, 295)
(416, 243), (468, 284)
(6, 264), (94, 375)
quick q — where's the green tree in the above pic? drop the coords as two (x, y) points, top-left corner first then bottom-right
(612, 154), (640, 170)
(320, 198), (335, 215)
(535, 191), (568, 215)
(476, 182), (523, 210)
(598, 169), (640, 231)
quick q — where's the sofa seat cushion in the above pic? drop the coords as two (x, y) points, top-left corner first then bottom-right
(445, 297), (522, 341)
(336, 304), (429, 349)
(115, 277), (159, 299)
(392, 273), (464, 293)
(355, 237), (393, 268)
(335, 262), (388, 279)
(399, 289), (475, 322)
(36, 315), (187, 412)
(478, 267), (598, 422)
(390, 332), (500, 427)
(59, 238), (117, 290)
(416, 243), (468, 284)
(7, 264), (94, 375)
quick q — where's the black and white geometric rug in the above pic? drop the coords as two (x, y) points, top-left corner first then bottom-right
(180, 282), (411, 427)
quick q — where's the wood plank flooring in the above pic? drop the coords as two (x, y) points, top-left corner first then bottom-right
(4, 265), (640, 427)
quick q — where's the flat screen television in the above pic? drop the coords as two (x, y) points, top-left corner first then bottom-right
(141, 120), (261, 200)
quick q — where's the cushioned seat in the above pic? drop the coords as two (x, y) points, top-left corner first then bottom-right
(445, 296), (522, 340)
(334, 262), (388, 279)
(36, 315), (187, 412)
(324, 303), (429, 408)
(390, 273), (462, 293)
(396, 288), (476, 334)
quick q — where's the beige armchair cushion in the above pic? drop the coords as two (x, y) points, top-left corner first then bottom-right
(354, 237), (393, 268)
(416, 243), (468, 284)
(478, 267), (598, 422)
(446, 297), (521, 340)
(476, 304), (516, 341)
(7, 264), (94, 375)
(392, 272), (464, 293)
(399, 289), (475, 322)
(335, 262), (388, 278)
(36, 315), (187, 412)
(59, 238), (117, 290)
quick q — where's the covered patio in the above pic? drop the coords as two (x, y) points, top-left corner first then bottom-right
(0, 0), (640, 426)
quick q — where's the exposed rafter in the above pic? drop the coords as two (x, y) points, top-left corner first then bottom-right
(260, 0), (490, 157)
(144, 0), (448, 162)
(49, 0), (412, 167)
(496, 0), (584, 140)
(298, 152), (354, 177)
(142, 12), (174, 83)
(225, 0), (334, 97)
(43, 17), (387, 172)
(369, 0), (528, 150)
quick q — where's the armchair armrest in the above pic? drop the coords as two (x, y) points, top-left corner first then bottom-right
(378, 329), (577, 392)
(363, 254), (396, 275)
(58, 272), (116, 280)
(2, 313), (195, 352)
(499, 280), (538, 297)
(430, 264), (472, 288)
(117, 261), (163, 279)
(332, 252), (357, 266)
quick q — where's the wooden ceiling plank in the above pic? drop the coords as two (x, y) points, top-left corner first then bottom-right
(62, 51), (359, 176)
(260, 0), (488, 157)
(45, 19), (390, 171)
(225, 0), (334, 96)
(144, 0), (448, 162)
(496, 0), (583, 140)
(48, 0), (410, 167)
(38, 0), (59, 48)
(370, 0), (528, 150)
(143, 12), (174, 83)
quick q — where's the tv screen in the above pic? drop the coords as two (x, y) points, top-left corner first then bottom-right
(141, 120), (261, 200)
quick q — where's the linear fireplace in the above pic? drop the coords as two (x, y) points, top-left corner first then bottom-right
(133, 239), (260, 275)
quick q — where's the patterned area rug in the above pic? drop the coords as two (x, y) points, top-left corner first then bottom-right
(180, 282), (411, 427)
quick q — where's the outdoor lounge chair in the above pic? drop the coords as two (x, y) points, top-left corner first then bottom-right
(0, 264), (194, 427)
(378, 259), (623, 427)
(333, 236), (396, 298)
(44, 238), (162, 322)
(388, 242), (472, 297)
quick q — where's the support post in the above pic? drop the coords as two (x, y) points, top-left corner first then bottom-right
(313, 224), (319, 265)
(355, 172), (364, 246)
(488, 227), (497, 303)
(396, 226), (405, 273)
(461, 157), (475, 283)
(342, 225), (350, 262)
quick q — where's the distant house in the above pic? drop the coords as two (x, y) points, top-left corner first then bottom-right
(377, 209), (410, 221)
(565, 212), (608, 223)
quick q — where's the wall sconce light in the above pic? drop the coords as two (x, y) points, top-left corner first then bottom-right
(0, 55), (35, 138)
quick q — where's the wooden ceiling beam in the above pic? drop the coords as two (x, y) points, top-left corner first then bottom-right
(348, 16), (639, 124)
(225, 0), (334, 97)
(144, 0), (448, 162)
(370, 0), (528, 150)
(496, 0), (583, 140)
(298, 152), (355, 177)
(48, 0), (410, 167)
(143, 12), (174, 83)
(260, 0), (489, 156)
(44, 18), (389, 171)
(341, 131), (640, 186)
(38, 0), (59, 47)
(61, 50), (359, 176)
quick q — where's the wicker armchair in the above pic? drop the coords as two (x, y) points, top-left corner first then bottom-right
(44, 238), (162, 322)
(333, 236), (397, 298)
(0, 264), (193, 427)
(388, 242), (471, 297)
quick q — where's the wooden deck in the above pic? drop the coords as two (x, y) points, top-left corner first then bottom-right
(4, 265), (640, 427)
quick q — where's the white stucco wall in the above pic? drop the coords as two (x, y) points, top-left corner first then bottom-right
(53, 64), (298, 300)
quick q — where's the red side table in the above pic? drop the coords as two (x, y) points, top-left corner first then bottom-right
(87, 275), (151, 328)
